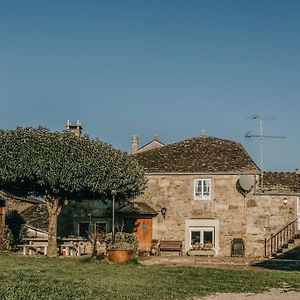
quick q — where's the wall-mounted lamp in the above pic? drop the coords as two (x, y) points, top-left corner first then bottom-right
(161, 207), (167, 219)
(283, 197), (288, 206)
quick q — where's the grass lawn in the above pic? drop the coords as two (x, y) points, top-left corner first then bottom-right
(0, 253), (300, 300)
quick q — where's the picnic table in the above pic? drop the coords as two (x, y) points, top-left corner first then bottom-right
(21, 237), (86, 256)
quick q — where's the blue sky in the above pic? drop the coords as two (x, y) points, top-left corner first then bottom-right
(0, 0), (299, 171)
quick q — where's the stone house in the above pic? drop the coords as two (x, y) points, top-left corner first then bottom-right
(2, 124), (299, 258)
(130, 134), (300, 257)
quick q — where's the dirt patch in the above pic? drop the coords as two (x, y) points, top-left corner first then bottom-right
(195, 288), (300, 300)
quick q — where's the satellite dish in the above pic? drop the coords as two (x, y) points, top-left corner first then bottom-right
(238, 175), (255, 192)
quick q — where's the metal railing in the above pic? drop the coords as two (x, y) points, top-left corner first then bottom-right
(264, 217), (299, 257)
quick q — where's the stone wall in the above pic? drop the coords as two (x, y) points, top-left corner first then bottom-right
(138, 174), (297, 257)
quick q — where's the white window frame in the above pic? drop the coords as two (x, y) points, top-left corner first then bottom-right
(94, 221), (108, 234)
(189, 226), (215, 248)
(194, 179), (211, 200)
(185, 219), (219, 254)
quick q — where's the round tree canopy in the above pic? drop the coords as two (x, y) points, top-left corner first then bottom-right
(0, 128), (145, 201)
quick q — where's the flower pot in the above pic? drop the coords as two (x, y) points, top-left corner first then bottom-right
(107, 249), (134, 263)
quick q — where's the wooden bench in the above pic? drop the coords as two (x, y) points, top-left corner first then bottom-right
(158, 240), (183, 256)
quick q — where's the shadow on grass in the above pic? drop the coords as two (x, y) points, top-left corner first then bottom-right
(252, 247), (300, 271)
(77, 255), (140, 266)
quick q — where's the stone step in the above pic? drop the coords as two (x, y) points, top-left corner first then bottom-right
(288, 242), (296, 250)
(281, 247), (290, 253)
(294, 239), (300, 246)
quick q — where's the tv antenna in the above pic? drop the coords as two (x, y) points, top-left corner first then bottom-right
(245, 115), (286, 188)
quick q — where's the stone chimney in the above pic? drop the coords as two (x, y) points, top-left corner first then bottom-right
(131, 135), (139, 154)
(152, 135), (159, 141)
(200, 129), (207, 138)
(66, 120), (82, 137)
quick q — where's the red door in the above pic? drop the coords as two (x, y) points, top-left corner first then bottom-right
(134, 218), (152, 251)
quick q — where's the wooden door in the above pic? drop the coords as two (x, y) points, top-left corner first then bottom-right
(134, 218), (152, 251)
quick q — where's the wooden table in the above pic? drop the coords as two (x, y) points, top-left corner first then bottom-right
(22, 237), (86, 256)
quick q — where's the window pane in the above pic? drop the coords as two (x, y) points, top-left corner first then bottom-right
(191, 231), (201, 245)
(203, 231), (213, 244)
(195, 180), (202, 197)
(95, 222), (106, 233)
(203, 180), (210, 197)
(79, 223), (89, 238)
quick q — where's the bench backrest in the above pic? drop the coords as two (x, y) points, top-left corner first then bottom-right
(159, 240), (182, 249)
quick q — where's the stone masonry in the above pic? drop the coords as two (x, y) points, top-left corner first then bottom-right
(138, 174), (296, 257)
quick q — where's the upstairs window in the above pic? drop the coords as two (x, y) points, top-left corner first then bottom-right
(194, 179), (211, 200)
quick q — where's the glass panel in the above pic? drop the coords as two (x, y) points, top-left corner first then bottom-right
(191, 231), (201, 245)
(195, 180), (202, 197)
(79, 223), (89, 238)
(203, 180), (210, 197)
(203, 231), (213, 244)
(95, 222), (107, 233)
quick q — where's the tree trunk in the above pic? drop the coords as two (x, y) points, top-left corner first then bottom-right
(46, 199), (62, 257)
(0, 191), (6, 242)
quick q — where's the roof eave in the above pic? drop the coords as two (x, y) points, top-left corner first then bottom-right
(144, 170), (260, 176)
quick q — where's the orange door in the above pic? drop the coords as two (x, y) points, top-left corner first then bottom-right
(134, 218), (152, 251)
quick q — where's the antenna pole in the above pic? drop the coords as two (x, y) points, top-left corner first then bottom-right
(259, 118), (264, 188)
(246, 115), (286, 190)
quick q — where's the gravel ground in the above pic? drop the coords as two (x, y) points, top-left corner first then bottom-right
(197, 289), (300, 300)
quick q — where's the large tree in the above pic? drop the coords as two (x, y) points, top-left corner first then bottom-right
(0, 128), (145, 256)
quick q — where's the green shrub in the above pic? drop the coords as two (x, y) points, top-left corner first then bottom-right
(105, 232), (138, 251)
(5, 210), (26, 247)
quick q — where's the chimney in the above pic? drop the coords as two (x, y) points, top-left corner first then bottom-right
(152, 135), (159, 142)
(200, 129), (207, 138)
(131, 135), (139, 154)
(66, 120), (82, 137)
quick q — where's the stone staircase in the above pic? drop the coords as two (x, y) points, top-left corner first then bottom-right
(265, 217), (300, 258)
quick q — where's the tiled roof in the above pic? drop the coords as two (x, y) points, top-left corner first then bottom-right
(134, 136), (259, 174)
(259, 172), (300, 194)
(2, 193), (43, 204)
(22, 203), (49, 232)
(117, 201), (157, 216)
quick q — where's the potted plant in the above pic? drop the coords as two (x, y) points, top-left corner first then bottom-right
(105, 232), (138, 263)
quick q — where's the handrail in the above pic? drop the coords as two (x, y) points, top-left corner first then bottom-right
(264, 217), (299, 257)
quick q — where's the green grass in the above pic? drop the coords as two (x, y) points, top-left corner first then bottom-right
(0, 253), (300, 300)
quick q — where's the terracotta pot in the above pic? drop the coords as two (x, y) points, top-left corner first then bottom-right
(107, 249), (134, 263)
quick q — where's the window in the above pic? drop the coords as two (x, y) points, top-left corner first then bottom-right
(194, 179), (211, 200)
(78, 222), (89, 238)
(190, 226), (215, 249)
(95, 222), (107, 234)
